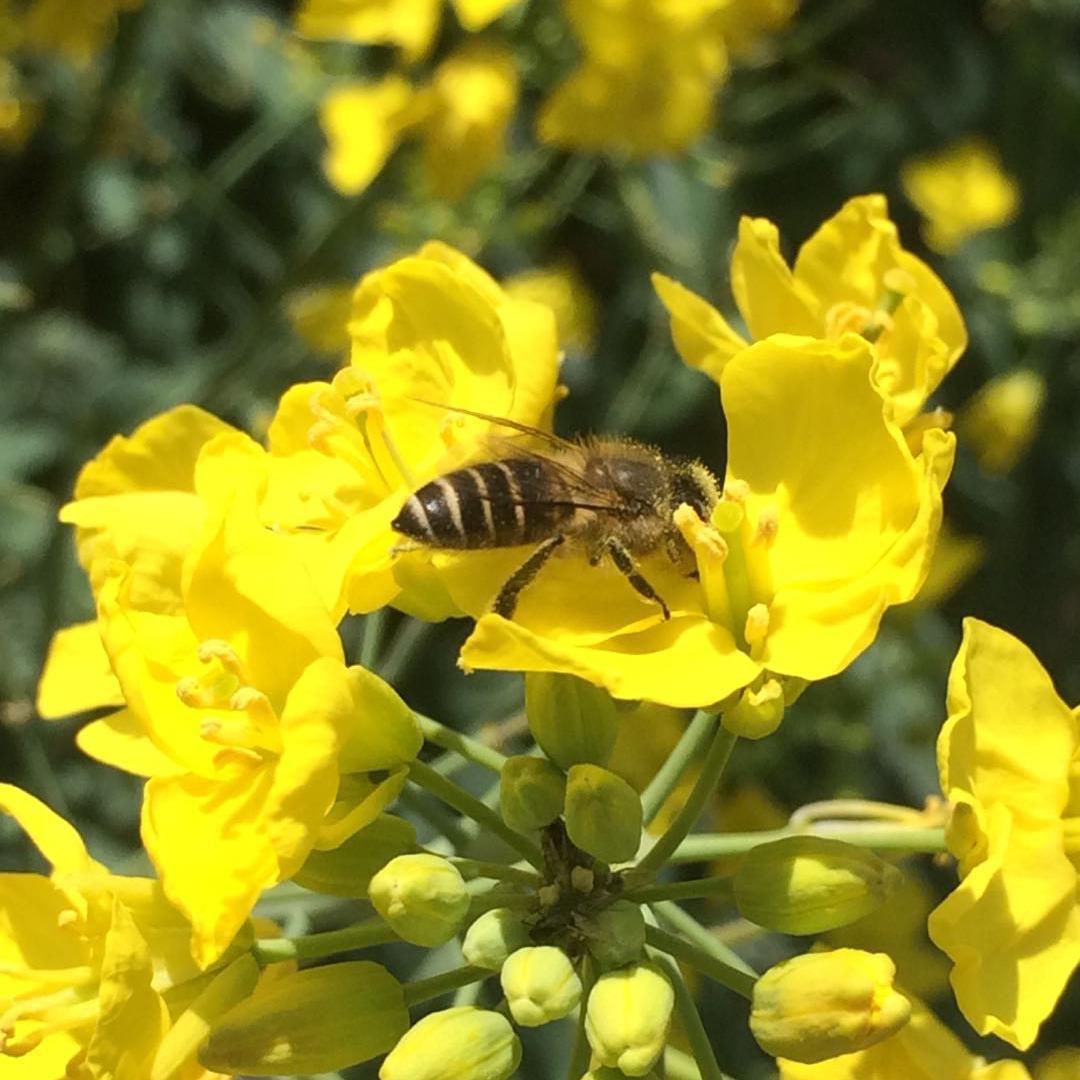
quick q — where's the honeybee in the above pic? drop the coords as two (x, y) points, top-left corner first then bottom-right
(391, 407), (719, 620)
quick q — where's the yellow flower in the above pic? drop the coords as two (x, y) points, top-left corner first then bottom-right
(538, 0), (728, 156)
(777, 995), (1033, 1080)
(295, 0), (518, 63)
(319, 44), (518, 203)
(286, 282), (355, 359)
(715, 0), (798, 56)
(266, 241), (559, 618)
(80, 437), (420, 967)
(420, 42), (518, 203)
(654, 194), (968, 428)
(456, 333), (953, 709)
(901, 140), (1019, 254)
(928, 618), (1080, 1050)
(503, 263), (598, 354)
(907, 524), (984, 611)
(0, 784), (225, 1080)
(0, 58), (39, 151)
(21, 0), (144, 67)
(958, 369), (1045, 475)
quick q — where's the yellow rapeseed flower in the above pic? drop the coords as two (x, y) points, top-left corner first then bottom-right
(777, 995), (1033, 1079)
(654, 194), (968, 427)
(958, 368), (1045, 475)
(928, 619), (1080, 1050)
(456, 332), (953, 708)
(503, 263), (598, 354)
(901, 139), (1019, 254)
(21, 0), (144, 67)
(538, 0), (728, 156)
(0, 785), (230, 1080)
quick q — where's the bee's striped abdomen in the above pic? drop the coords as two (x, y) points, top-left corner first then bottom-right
(392, 458), (574, 549)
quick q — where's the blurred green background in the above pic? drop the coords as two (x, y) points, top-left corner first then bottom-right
(2, 0), (1079, 1075)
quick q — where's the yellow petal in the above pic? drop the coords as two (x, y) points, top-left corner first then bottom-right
(83, 898), (169, 1080)
(461, 613), (759, 708)
(77, 710), (187, 779)
(652, 272), (748, 383)
(0, 783), (94, 877)
(142, 766), (278, 969)
(451, 0), (518, 30)
(928, 804), (1080, 1050)
(37, 620), (123, 720)
(295, 0), (441, 62)
(0, 872), (93, 979)
(335, 665), (422, 774)
(731, 216), (819, 339)
(939, 619), (1076, 824)
(320, 77), (420, 197)
(314, 768), (410, 849)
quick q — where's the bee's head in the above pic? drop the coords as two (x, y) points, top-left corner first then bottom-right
(671, 461), (720, 520)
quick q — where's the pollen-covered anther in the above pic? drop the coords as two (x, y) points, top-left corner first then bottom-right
(197, 639), (246, 677)
(824, 300), (874, 339)
(176, 676), (216, 709)
(344, 390), (381, 418)
(674, 504), (727, 560)
(744, 603), (770, 648)
(56, 908), (78, 931)
(228, 685), (276, 722)
(753, 506), (779, 546)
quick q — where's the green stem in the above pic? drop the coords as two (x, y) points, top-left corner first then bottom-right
(403, 965), (489, 1008)
(652, 902), (758, 984)
(645, 926), (755, 1001)
(641, 710), (718, 826)
(626, 874), (732, 905)
(359, 608), (388, 671)
(449, 858), (540, 886)
(635, 728), (737, 878)
(252, 917), (396, 965)
(669, 825), (947, 862)
(416, 714), (508, 774)
(407, 759), (543, 869)
(652, 952), (726, 1080)
(566, 956), (595, 1079)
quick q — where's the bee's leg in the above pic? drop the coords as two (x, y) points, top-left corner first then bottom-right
(603, 537), (671, 620)
(492, 535), (566, 619)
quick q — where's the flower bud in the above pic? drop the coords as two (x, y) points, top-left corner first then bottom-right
(580, 1070), (659, 1080)
(585, 962), (674, 1076)
(500, 945), (583, 1026)
(734, 836), (902, 934)
(499, 755), (566, 833)
(750, 949), (911, 1063)
(368, 853), (469, 946)
(723, 678), (785, 739)
(380, 1006), (521, 1080)
(461, 907), (532, 970)
(526, 672), (619, 769)
(564, 764), (642, 864)
(200, 961), (408, 1075)
(580, 900), (646, 968)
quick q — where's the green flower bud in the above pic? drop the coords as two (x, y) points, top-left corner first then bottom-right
(499, 755), (566, 833)
(580, 900), (646, 968)
(580, 1069), (659, 1080)
(500, 945), (583, 1026)
(564, 764), (642, 864)
(368, 853), (469, 946)
(750, 949), (911, 1064)
(526, 672), (619, 769)
(585, 962), (674, 1077)
(461, 907), (532, 970)
(734, 836), (903, 934)
(379, 1006), (521, 1080)
(292, 814), (417, 897)
(200, 961), (407, 1075)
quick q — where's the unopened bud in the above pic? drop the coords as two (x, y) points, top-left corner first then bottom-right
(580, 900), (646, 969)
(500, 945), (583, 1027)
(368, 854), (469, 946)
(586, 962), (674, 1076)
(581, 1070), (659, 1080)
(723, 679), (784, 739)
(750, 949), (911, 1063)
(735, 836), (902, 935)
(526, 673), (619, 769)
(461, 907), (532, 970)
(500, 755), (566, 833)
(380, 1006), (522, 1080)
(564, 764), (642, 864)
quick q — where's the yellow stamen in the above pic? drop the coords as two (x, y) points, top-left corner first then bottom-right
(196, 639), (246, 677)
(56, 908), (78, 931)
(824, 300), (873, 339)
(753, 505), (779, 546)
(744, 603), (770, 651)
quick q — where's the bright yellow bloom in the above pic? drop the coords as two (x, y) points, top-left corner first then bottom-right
(287, 282), (355, 359)
(654, 194), (968, 428)
(539, 0), (728, 157)
(267, 241), (559, 618)
(958, 368), (1045, 475)
(777, 995), (1034, 1080)
(21, 0), (144, 67)
(0, 785), (228, 1080)
(503, 263), (598, 354)
(901, 140), (1019, 254)
(456, 333), (953, 708)
(928, 618), (1080, 1050)
(319, 44), (518, 202)
(295, 0), (518, 62)
(79, 437), (420, 967)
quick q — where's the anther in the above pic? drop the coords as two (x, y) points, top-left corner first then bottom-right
(196, 639), (245, 677)
(744, 603), (771, 648)
(56, 909), (78, 931)
(753, 506), (779, 546)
